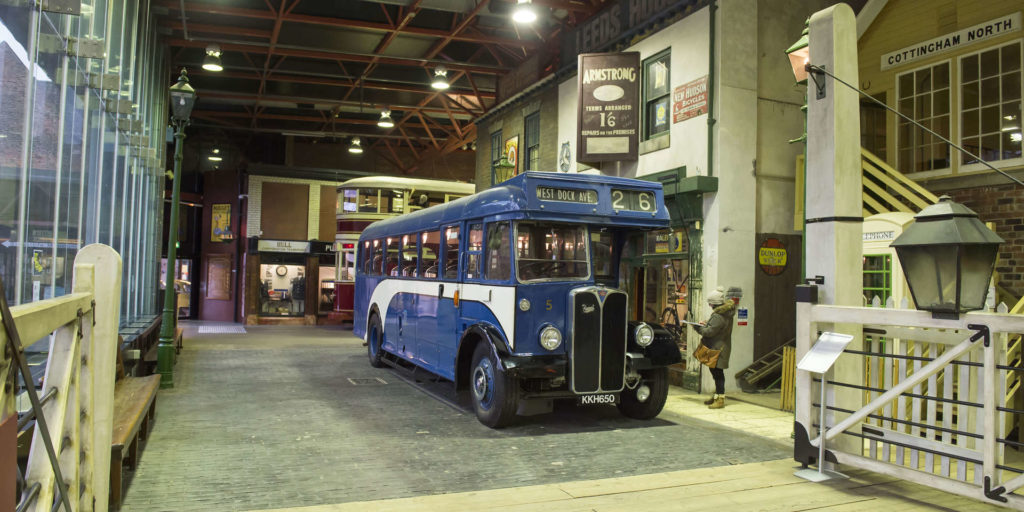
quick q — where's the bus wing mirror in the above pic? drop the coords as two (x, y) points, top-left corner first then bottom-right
(438, 283), (444, 298)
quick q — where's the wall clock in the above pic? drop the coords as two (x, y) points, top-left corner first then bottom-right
(275, 265), (288, 277)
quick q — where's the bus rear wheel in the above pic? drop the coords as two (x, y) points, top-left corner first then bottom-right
(470, 342), (517, 428)
(367, 314), (385, 368)
(618, 367), (668, 420)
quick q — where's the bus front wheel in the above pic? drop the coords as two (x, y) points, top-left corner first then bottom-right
(367, 314), (385, 368)
(470, 343), (517, 428)
(617, 367), (668, 420)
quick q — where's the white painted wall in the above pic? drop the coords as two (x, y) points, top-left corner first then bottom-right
(556, 7), (711, 178)
(701, 0), (759, 392)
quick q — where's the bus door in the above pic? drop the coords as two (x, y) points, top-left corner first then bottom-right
(421, 224), (461, 377)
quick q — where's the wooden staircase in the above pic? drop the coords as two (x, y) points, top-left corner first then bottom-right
(736, 340), (794, 393)
(860, 148), (938, 216)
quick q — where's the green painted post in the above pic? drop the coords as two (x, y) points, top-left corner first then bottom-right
(157, 69), (196, 389)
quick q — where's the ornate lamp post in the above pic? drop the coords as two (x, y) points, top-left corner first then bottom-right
(158, 69), (196, 388)
(890, 195), (1004, 319)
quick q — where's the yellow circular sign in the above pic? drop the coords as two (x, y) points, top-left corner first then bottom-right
(758, 238), (788, 276)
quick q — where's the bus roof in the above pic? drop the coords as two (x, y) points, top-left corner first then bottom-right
(361, 172), (670, 240)
(337, 175), (476, 194)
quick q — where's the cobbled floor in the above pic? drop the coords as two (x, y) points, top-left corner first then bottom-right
(121, 324), (789, 512)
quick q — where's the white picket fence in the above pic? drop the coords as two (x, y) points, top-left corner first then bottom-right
(1, 245), (122, 512)
(796, 295), (1024, 509)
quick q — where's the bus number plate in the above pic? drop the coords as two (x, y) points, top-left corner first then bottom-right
(537, 186), (598, 204)
(577, 393), (618, 405)
(611, 189), (656, 212)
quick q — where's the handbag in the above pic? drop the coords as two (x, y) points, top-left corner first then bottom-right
(693, 343), (721, 369)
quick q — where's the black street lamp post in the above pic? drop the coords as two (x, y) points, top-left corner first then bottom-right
(158, 69), (196, 388)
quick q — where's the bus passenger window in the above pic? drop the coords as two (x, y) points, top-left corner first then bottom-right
(358, 189), (379, 213)
(381, 189), (406, 214)
(385, 237), (400, 276)
(371, 240), (384, 276)
(342, 188), (358, 213)
(401, 234), (418, 276)
(485, 222), (511, 281)
(421, 231), (441, 278)
(443, 227), (460, 279)
(362, 241), (372, 275)
(466, 224), (483, 279)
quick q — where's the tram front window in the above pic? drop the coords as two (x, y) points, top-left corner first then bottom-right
(515, 222), (589, 282)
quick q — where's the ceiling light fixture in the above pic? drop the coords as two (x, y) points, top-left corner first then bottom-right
(378, 109), (394, 128)
(512, 0), (537, 23)
(431, 66), (450, 90)
(202, 44), (223, 72)
(208, 155), (223, 162)
(349, 137), (364, 154)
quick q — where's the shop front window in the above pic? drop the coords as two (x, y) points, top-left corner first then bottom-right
(259, 255), (306, 317)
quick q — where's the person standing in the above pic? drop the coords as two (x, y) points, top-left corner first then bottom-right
(691, 286), (736, 409)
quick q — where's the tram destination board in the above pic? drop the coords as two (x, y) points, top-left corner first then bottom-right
(611, 189), (656, 212)
(537, 186), (599, 204)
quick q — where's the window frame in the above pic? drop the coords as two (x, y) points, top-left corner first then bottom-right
(894, 60), (952, 177)
(464, 222), (484, 281)
(641, 49), (672, 141)
(523, 113), (540, 172)
(483, 221), (512, 282)
(957, 41), (1024, 173)
(442, 224), (461, 280)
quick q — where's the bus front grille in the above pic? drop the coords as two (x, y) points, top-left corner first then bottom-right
(570, 287), (627, 393)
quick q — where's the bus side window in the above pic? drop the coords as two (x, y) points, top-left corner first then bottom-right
(371, 239), (384, 276)
(385, 237), (400, 276)
(421, 230), (441, 278)
(361, 241), (371, 275)
(466, 223), (483, 280)
(443, 226), (460, 279)
(401, 234), (418, 277)
(484, 221), (511, 281)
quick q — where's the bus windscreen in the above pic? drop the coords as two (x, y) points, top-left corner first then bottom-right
(515, 222), (590, 282)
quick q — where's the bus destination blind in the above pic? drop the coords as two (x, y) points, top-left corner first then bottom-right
(536, 186), (599, 204)
(611, 189), (656, 212)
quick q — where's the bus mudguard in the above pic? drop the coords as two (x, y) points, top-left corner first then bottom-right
(454, 323), (566, 390)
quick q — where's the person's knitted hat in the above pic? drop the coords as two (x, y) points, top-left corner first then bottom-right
(706, 286), (726, 305)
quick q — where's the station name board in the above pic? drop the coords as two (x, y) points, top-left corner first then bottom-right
(881, 12), (1020, 70)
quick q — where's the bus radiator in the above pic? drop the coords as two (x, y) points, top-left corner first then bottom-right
(570, 288), (627, 393)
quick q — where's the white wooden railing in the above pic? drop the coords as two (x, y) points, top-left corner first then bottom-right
(795, 295), (1024, 509)
(1, 245), (122, 512)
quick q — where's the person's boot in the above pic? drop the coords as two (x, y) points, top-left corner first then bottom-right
(709, 395), (725, 409)
(703, 394), (717, 405)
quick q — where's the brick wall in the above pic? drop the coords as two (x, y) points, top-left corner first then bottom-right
(948, 184), (1024, 297)
(474, 86), (560, 191)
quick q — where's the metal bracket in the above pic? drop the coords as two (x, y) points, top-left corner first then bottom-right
(984, 476), (1008, 503)
(40, 0), (81, 15)
(806, 64), (827, 100)
(968, 324), (991, 347)
(90, 300), (96, 326)
(89, 73), (119, 91)
(104, 99), (132, 115)
(76, 308), (84, 339)
(68, 37), (104, 59)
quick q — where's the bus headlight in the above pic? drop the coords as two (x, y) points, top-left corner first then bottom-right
(635, 323), (654, 347)
(539, 325), (562, 351)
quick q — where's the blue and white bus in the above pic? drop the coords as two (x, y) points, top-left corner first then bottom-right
(353, 172), (682, 427)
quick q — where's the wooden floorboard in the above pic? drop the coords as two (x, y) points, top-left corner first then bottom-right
(248, 458), (1010, 512)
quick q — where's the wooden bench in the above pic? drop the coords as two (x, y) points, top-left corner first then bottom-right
(142, 327), (184, 372)
(109, 374), (160, 510)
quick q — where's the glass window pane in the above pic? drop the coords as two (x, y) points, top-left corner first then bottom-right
(981, 77), (1000, 105)
(385, 237), (399, 276)
(933, 89), (949, 115)
(899, 73), (914, 97)
(484, 222), (511, 281)
(963, 109), (979, 137)
(915, 68), (931, 91)
(1003, 43), (1021, 72)
(421, 231), (440, 278)
(981, 48), (1000, 78)
(1003, 72), (1021, 101)
(962, 55), (979, 82)
(466, 224), (482, 279)
(443, 226), (459, 279)
(400, 234), (417, 277)
(963, 137), (980, 164)
(934, 63), (949, 88)
(981, 133), (1000, 161)
(1001, 131), (1022, 160)
(981, 105), (1000, 134)
(963, 82), (979, 110)
(935, 114), (950, 138)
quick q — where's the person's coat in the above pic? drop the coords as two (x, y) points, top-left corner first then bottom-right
(693, 300), (736, 369)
